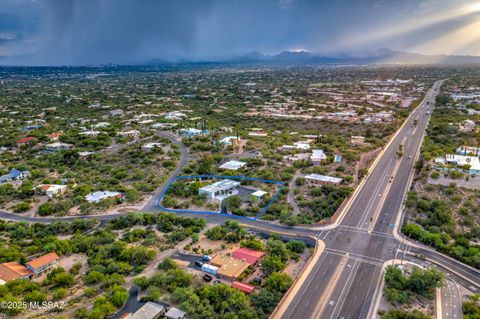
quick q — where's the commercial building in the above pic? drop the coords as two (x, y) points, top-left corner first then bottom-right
(219, 160), (247, 171)
(199, 179), (240, 200)
(26, 252), (60, 277)
(305, 173), (343, 186)
(210, 255), (250, 280)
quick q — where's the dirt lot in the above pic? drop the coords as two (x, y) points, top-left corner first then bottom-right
(186, 236), (241, 256)
(283, 249), (312, 279)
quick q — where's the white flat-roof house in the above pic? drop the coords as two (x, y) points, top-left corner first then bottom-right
(310, 149), (327, 165)
(45, 143), (73, 153)
(85, 191), (123, 203)
(280, 141), (311, 151)
(36, 184), (68, 198)
(305, 174), (343, 186)
(142, 143), (162, 153)
(164, 111), (186, 120)
(179, 128), (203, 137)
(248, 131), (268, 137)
(199, 179), (241, 200)
(219, 136), (240, 146)
(444, 154), (480, 174)
(219, 160), (247, 171)
(117, 130), (140, 138)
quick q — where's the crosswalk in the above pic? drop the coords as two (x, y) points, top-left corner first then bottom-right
(315, 225), (394, 240)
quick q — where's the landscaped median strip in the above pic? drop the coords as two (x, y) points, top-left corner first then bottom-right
(367, 259), (440, 319)
(270, 238), (325, 319)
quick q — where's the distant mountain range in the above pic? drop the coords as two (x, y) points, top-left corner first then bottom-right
(147, 48), (480, 66)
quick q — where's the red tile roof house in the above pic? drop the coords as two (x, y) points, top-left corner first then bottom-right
(16, 136), (37, 147)
(47, 132), (63, 141)
(231, 247), (265, 266)
(231, 281), (256, 294)
(26, 252), (60, 277)
(0, 262), (33, 284)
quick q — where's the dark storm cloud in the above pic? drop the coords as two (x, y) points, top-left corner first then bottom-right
(0, 0), (479, 65)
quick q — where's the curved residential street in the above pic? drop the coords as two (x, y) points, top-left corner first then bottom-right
(0, 81), (479, 318)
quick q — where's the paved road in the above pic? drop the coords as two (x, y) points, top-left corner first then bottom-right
(142, 131), (189, 212)
(440, 279), (463, 319)
(0, 81), (479, 318)
(281, 80), (478, 319)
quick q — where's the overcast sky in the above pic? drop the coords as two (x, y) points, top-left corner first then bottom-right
(1, 0), (479, 65)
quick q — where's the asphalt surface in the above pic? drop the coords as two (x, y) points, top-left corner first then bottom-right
(0, 81), (479, 318)
(440, 279), (463, 319)
(141, 131), (190, 212)
(280, 80), (480, 319)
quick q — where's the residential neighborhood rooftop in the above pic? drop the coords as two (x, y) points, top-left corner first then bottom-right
(199, 179), (241, 194)
(219, 160), (247, 171)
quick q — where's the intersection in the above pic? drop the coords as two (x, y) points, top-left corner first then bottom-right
(0, 80), (479, 318)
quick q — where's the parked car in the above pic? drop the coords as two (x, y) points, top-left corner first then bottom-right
(213, 280), (221, 285)
(195, 260), (203, 267)
(202, 255), (212, 262)
(203, 274), (213, 282)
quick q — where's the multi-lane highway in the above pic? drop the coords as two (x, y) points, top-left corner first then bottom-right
(0, 80), (479, 318)
(279, 80), (479, 319)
